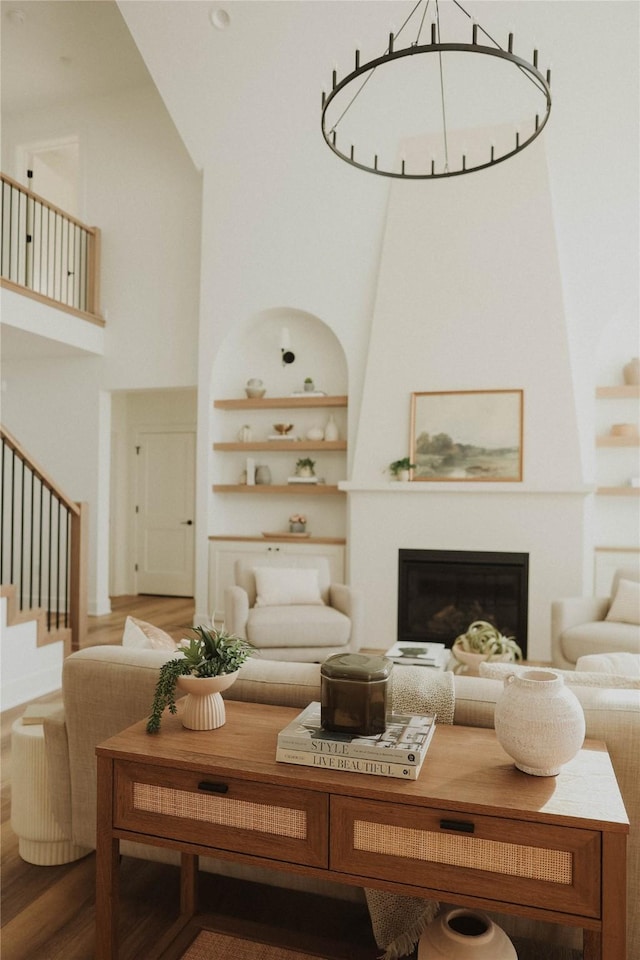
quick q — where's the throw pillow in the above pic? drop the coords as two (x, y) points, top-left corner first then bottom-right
(478, 660), (640, 689)
(253, 567), (324, 607)
(122, 616), (177, 650)
(605, 578), (640, 625)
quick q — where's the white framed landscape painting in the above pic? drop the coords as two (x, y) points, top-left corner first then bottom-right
(410, 389), (523, 482)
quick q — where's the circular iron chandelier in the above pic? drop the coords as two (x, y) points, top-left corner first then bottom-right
(321, 0), (552, 180)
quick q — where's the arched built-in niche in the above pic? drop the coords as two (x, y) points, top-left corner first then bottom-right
(209, 306), (349, 543)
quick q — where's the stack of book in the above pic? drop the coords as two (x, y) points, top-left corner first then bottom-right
(276, 701), (436, 780)
(385, 641), (450, 668)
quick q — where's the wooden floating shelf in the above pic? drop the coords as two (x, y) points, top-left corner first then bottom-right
(209, 535), (346, 545)
(212, 484), (344, 495)
(214, 441), (346, 452)
(214, 395), (348, 410)
(596, 487), (640, 496)
(595, 386), (640, 399)
(596, 436), (640, 447)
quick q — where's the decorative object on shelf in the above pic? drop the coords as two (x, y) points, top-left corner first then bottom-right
(321, 0), (551, 182)
(623, 357), (640, 385)
(245, 378), (265, 399)
(237, 424), (252, 442)
(145, 626), (254, 733)
(452, 620), (522, 676)
(304, 377), (315, 392)
(411, 390), (523, 482)
(324, 414), (339, 441)
(417, 907), (517, 959)
(306, 426), (325, 441)
(280, 327), (295, 366)
(273, 422), (294, 435)
(611, 423), (639, 438)
(289, 513), (307, 533)
(494, 669), (586, 776)
(295, 457), (316, 478)
(246, 457), (255, 485)
(388, 457), (415, 481)
(255, 464), (272, 485)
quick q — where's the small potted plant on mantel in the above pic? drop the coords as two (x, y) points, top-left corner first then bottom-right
(146, 625), (254, 733)
(388, 457), (416, 481)
(452, 620), (523, 676)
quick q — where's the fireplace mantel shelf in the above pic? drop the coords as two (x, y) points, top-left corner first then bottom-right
(340, 482), (594, 495)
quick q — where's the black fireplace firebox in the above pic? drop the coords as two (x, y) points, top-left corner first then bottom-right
(397, 549), (529, 657)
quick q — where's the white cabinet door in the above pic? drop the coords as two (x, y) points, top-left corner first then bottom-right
(209, 540), (345, 622)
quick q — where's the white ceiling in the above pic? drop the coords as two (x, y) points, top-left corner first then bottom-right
(0, 0), (152, 115)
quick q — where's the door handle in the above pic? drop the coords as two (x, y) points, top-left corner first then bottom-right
(180, 520), (194, 525)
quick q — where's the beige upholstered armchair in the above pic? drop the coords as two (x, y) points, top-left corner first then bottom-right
(224, 555), (362, 662)
(551, 567), (640, 669)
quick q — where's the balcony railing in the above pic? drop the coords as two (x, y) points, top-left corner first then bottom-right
(1, 425), (87, 654)
(0, 172), (102, 322)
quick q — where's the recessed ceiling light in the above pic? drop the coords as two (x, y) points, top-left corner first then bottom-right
(210, 7), (231, 30)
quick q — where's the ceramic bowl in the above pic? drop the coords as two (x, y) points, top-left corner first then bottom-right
(245, 387), (266, 399)
(273, 423), (294, 435)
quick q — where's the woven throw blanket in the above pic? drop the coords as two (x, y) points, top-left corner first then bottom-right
(365, 666), (456, 960)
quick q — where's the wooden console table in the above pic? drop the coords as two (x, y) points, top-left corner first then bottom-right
(95, 701), (628, 960)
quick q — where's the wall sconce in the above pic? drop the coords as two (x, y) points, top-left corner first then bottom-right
(281, 327), (295, 366)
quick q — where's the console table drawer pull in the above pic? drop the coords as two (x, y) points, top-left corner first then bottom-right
(440, 819), (474, 834)
(198, 781), (229, 794)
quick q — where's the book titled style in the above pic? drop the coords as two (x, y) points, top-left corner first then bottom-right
(276, 701), (436, 779)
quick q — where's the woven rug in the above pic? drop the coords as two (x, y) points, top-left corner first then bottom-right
(180, 930), (327, 960)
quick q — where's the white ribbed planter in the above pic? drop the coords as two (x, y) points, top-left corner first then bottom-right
(177, 671), (240, 730)
(418, 908), (517, 959)
(494, 669), (586, 776)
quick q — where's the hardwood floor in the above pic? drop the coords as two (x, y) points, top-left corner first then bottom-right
(1, 595), (379, 960)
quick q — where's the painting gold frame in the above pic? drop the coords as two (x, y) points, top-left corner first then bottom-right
(410, 389), (523, 482)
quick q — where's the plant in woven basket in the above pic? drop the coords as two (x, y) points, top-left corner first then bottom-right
(146, 625), (254, 734)
(453, 620), (523, 661)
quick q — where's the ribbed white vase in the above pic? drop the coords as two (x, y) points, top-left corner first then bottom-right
(177, 671), (239, 730)
(494, 669), (586, 776)
(418, 908), (517, 959)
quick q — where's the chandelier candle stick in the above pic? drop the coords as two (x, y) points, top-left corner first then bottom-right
(321, 0), (552, 180)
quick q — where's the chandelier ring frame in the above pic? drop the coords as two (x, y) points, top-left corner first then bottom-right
(321, 42), (552, 180)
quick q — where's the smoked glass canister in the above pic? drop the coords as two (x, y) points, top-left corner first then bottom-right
(320, 653), (393, 736)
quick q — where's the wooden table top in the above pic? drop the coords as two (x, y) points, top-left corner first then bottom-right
(97, 700), (629, 833)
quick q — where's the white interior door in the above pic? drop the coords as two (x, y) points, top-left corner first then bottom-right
(135, 430), (195, 596)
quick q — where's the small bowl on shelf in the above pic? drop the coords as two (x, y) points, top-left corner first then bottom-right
(273, 423), (294, 435)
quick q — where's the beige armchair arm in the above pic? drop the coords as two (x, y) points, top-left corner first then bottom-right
(551, 596), (610, 668)
(329, 583), (363, 652)
(224, 585), (250, 638)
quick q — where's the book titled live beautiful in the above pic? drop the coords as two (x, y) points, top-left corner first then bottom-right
(276, 701), (436, 780)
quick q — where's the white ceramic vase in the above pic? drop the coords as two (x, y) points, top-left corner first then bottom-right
(176, 671), (240, 730)
(494, 669), (585, 776)
(418, 908), (516, 959)
(324, 415), (339, 441)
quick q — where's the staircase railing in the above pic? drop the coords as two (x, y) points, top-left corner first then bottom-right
(0, 172), (102, 322)
(1, 425), (87, 654)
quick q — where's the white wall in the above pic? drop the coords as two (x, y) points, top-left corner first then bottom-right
(1, 82), (201, 614)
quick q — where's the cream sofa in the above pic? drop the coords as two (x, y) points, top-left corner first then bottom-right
(38, 646), (639, 957)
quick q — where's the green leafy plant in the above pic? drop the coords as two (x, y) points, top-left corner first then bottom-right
(146, 625), (254, 734)
(453, 620), (522, 660)
(295, 457), (316, 472)
(388, 457), (416, 476)
(304, 377), (314, 384)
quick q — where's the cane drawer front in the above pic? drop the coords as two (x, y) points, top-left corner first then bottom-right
(330, 797), (600, 917)
(114, 761), (328, 868)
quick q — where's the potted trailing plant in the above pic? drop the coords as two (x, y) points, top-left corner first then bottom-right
(452, 620), (523, 675)
(388, 457), (416, 481)
(295, 457), (316, 477)
(146, 625), (254, 733)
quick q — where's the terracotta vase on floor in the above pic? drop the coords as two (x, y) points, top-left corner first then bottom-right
(418, 908), (517, 959)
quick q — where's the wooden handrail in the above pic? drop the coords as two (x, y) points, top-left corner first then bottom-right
(0, 172), (99, 236)
(1, 424), (80, 516)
